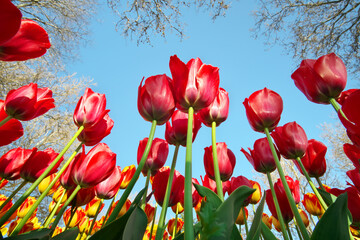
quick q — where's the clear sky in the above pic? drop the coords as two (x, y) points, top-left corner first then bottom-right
(66, 0), (356, 217)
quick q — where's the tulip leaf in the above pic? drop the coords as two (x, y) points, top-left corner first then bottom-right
(132, 187), (146, 206)
(194, 184), (222, 206)
(317, 188), (337, 206)
(260, 222), (277, 240)
(231, 225), (243, 240)
(51, 227), (79, 240)
(4, 229), (52, 240)
(311, 193), (350, 240)
(122, 206), (147, 240)
(201, 186), (255, 240)
(246, 192), (266, 240)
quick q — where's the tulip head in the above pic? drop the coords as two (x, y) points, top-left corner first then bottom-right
(0, 0), (22, 46)
(95, 166), (122, 199)
(228, 176), (253, 206)
(235, 207), (248, 225)
(303, 192), (325, 217)
(200, 174), (230, 196)
(167, 218), (184, 235)
(262, 213), (272, 229)
(119, 165), (136, 189)
(249, 180), (262, 204)
(85, 197), (104, 218)
(144, 203), (155, 224)
(17, 196), (37, 218)
(0, 100), (23, 146)
(0, 147), (36, 180)
(63, 207), (86, 228)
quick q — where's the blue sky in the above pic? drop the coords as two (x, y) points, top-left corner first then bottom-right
(67, 0), (356, 218)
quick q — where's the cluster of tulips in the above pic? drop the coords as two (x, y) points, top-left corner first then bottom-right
(1, 0), (360, 240)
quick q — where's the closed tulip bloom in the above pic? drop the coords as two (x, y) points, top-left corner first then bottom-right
(0, 147), (36, 180)
(203, 142), (236, 181)
(70, 187), (96, 207)
(73, 88), (109, 128)
(0, 0), (22, 46)
(302, 193), (325, 216)
(17, 196), (37, 218)
(200, 174), (230, 196)
(0, 100), (23, 146)
(77, 113), (114, 146)
(144, 203), (155, 224)
(72, 143), (116, 188)
(38, 173), (59, 195)
(294, 139), (327, 178)
(63, 207), (86, 228)
(299, 209), (310, 227)
(5, 83), (54, 121)
(249, 180), (262, 204)
(262, 213), (272, 229)
(119, 165), (136, 189)
(86, 219), (102, 235)
(243, 88), (283, 132)
(0, 178), (8, 189)
(60, 153), (83, 190)
(49, 200), (63, 215)
(85, 197), (104, 218)
(52, 226), (64, 237)
(0, 195), (13, 219)
(271, 122), (308, 159)
(165, 110), (202, 146)
(271, 216), (283, 232)
(199, 88), (229, 127)
(167, 218), (184, 235)
(241, 137), (279, 174)
(291, 53), (347, 104)
(137, 74), (175, 125)
(95, 166), (122, 199)
(137, 138), (169, 176)
(20, 148), (63, 183)
(228, 176), (253, 206)
(330, 186), (360, 225)
(169, 55), (220, 112)
(152, 167), (184, 207)
(344, 143), (360, 169)
(53, 186), (68, 203)
(108, 199), (132, 219)
(347, 169), (360, 192)
(337, 89), (358, 105)
(235, 207), (248, 225)
(78, 217), (89, 233)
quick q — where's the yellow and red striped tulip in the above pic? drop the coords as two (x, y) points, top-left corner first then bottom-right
(38, 173), (59, 195)
(17, 196), (37, 218)
(120, 165), (136, 189)
(302, 192), (325, 216)
(85, 197), (104, 218)
(53, 186), (67, 203)
(249, 180), (262, 204)
(235, 207), (248, 225)
(144, 203), (155, 224)
(63, 207), (86, 228)
(299, 209), (310, 227)
(167, 218), (184, 235)
(262, 213), (272, 229)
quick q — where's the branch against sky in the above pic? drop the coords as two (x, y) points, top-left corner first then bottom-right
(252, 0), (360, 75)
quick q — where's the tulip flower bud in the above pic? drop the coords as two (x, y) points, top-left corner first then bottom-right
(49, 200), (63, 215)
(271, 216), (283, 232)
(119, 165), (136, 189)
(0, 100), (23, 146)
(302, 193), (325, 216)
(262, 213), (272, 229)
(137, 138), (169, 176)
(235, 207), (248, 225)
(291, 53), (347, 104)
(137, 74), (175, 125)
(344, 143), (360, 169)
(60, 153), (81, 190)
(144, 203), (155, 224)
(85, 197), (104, 218)
(73, 143), (116, 188)
(86, 219), (101, 235)
(0, 0), (22, 45)
(228, 176), (253, 207)
(63, 207), (86, 228)
(200, 174), (230, 196)
(169, 55), (220, 112)
(330, 186), (360, 225)
(78, 217), (89, 233)
(5, 83), (54, 121)
(0, 194), (13, 219)
(0, 147), (36, 180)
(347, 169), (360, 192)
(203, 142), (236, 181)
(17, 196), (37, 218)
(165, 110), (202, 147)
(199, 88), (229, 127)
(167, 218), (184, 235)
(38, 173), (59, 195)
(53, 186), (67, 203)
(249, 180), (262, 204)
(294, 139), (327, 178)
(171, 202), (184, 214)
(271, 122), (308, 159)
(95, 166), (122, 199)
(299, 209), (310, 227)
(108, 199), (132, 220)
(243, 88), (283, 132)
(52, 226), (64, 237)
(70, 187), (96, 207)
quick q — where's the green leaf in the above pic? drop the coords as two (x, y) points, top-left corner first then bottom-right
(317, 188), (337, 206)
(173, 222), (201, 240)
(51, 228), (79, 240)
(231, 225), (243, 240)
(201, 186), (255, 240)
(122, 206), (148, 240)
(4, 229), (51, 240)
(260, 222), (277, 240)
(132, 188), (146, 206)
(246, 192), (266, 240)
(194, 184), (222, 206)
(311, 193), (350, 240)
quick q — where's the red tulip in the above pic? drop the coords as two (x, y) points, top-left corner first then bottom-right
(5, 83), (55, 121)
(228, 176), (253, 206)
(0, 147), (36, 180)
(344, 144), (360, 169)
(144, 203), (155, 224)
(0, 19), (51, 61)
(330, 186), (360, 225)
(0, 194), (13, 219)
(95, 166), (122, 199)
(77, 113), (114, 146)
(271, 122), (308, 159)
(72, 143), (116, 188)
(137, 138), (169, 176)
(70, 187), (96, 207)
(241, 137), (279, 173)
(243, 88), (283, 132)
(20, 148), (63, 182)
(60, 152), (84, 190)
(203, 142), (236, 181)
(165, 110), (202, 147)
(338, 90), (360, 148)
(199, 87), (229, 127)
(0, 0), (22, 45)
(337, 89), (358, 105)
(169, 55), (220, 112)
(73, 88), (109, 129)
(137, 74), (175, 125)
(167, 218), (184, 235)
(347, 169), (360, 192)
(291, 53), (347, 104)
(200, 174), (230, 196)
(180, 178), (201, 208)
(293, 139), (327, 178)
(152, 167), (184, 207)
(0, 100), (23, 146)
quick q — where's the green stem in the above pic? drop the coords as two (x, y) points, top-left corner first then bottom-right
(0, 180), (27, 212)
(0, 126), (84, 227)
(49, 185), (81, 232)
(295, 157), (327, 210)
(0, 115), (12, 128)
(88, 199), (103, 235)
(294, 219), (304, 240)
(329, 98), (348, 120)
(286, 224), (294, 240)
(65, 206), (76, 230)
(149, 203), (158, 239)
(172, 203), (180, 237)
(106, 120), (157, 225)
(266, 172), (289, 240)
(101, 189), (121, 228)
(155, 144), (180, 240)
(264, 128), (310, 240)
(141, 169), (151, 210)
(184, 106), (194, 240)
(12, 142), (83, 234)
(211, 121), (224, 201)
(43, 190), (66, 228)
(242, 207), (249, 235)
(315, 177), (326, 192)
